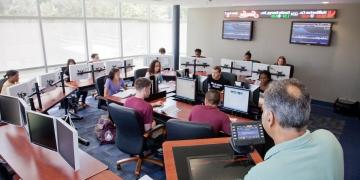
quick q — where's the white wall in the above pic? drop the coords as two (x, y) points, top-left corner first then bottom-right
(187, 3), (360, 103)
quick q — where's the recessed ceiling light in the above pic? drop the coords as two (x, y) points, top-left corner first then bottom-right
(322, 1), (330, 4)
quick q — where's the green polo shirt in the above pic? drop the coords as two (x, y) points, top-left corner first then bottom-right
(245, 129), (344, 180)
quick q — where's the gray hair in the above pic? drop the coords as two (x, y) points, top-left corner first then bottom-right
(263, 79), (311, 129)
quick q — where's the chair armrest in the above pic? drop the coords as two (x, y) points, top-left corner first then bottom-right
(144, 124), (166, 139)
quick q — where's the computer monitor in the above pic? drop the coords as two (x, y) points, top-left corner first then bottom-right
(269, 65), (291, 80)
(27, 111), (58, 151)
(176, 77), (196, 102)
(220, 58), (233, 73)
(69, 63), (90, 81)
(7, 78), (37, 100)
(56, 119), (80, 171)
(251, 63), (269, 80)
(248, 84), (260, 106)
(38, 71), (60, 89)
(223, 86), (250, 113)
(180, 57), (214, 74)
(90, 62), (106, 79)
(0, 95), (24, 126)
(146, 55), (173, 70)
(104, 60), (124, 75)
(233, 60), (252, 76)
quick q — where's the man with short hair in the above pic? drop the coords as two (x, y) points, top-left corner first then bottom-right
(245, 79), (344, 180)
(207, 66), (231, 91)
(192, 48), (206, 58)
(90, 53), (99, 62)
(189, 89), (231, 134)
(124, 78), (162, 131)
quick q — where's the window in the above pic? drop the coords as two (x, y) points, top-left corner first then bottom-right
(0, 0), (38, 16)
(42, 19), (86, 65)
(85, 0), (120, 18)
(39, 0), (83, 17)
(121, 2), (148, 19)
(87, 20), (121, 59)
(122, 20), (148, 57)
(150, 22), (172, 54)
(0, 19), (44, 71)
(150, 5), (172, 21)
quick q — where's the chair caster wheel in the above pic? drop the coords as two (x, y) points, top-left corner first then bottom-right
(117, 164), (122, 170)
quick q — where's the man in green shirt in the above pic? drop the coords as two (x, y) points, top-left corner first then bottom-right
(245, 79), (344, 180)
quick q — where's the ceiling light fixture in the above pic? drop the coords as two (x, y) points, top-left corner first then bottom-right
(322, 1), (330, 4)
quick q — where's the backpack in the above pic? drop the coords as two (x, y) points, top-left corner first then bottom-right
(95, 115), (116, 145)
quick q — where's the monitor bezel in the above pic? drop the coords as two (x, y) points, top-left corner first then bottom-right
(223, 85), (250, 113)
(289, 21), (333, 46)
(222, 20), (254, 41)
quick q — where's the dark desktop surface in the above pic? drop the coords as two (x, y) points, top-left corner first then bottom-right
(173, 143), (255, 180)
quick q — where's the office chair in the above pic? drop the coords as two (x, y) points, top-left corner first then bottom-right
(221, 72), (237, 86)
(134, 68), (148, 80)
(108, 103), (165, 177)
(166, 119), (214, 140)
(0, 163), (11, 180)
(0, 78), (7, 92)
(95, 75), (108, 111)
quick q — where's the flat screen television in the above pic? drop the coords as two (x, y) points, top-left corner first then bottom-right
(222, 20), (253, 41)
(290, 21), (333, 46)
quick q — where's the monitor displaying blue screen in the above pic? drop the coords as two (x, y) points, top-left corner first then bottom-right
(290, 22), (332, 46)
(222, 21), (253, 41)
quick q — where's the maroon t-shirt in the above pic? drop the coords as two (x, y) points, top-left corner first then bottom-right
(188, 105), (231, 134)
(124, 96), (153, 125)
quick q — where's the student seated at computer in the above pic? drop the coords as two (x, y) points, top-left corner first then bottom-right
(145, 59), (164, 83)
(63, 59), (88, 107)
(159, 47), (166, 55)
(124, 78), (163, 131)
(207, 66), (231, 92)
(90, 53), (100, 63)
(0, 70), (19, 95)
(104, 68), (126, 97)
(244, 79), (343, 180)
(274, 56), (294, 78)
(255, 70), (272, 93)
(242, 50), (260, 63)
(192, 48), (206, 58)
(188, 89), (231, 135)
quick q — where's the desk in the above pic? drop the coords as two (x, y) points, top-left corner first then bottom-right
(88, 170), (122, 180)
(163, 137), (263, 180)
(34, 87), (76, 113)
(0, 124), (110, 180)
(66, 79), (95, 89)
(107, 96), (250, 123)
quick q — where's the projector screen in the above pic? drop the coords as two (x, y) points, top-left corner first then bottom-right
(290, 22), (333, 46)
(222, 20), (253, 41)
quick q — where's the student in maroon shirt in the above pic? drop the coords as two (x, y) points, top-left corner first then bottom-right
(188, 89), (231, 135)
(124, 78), (163, 131)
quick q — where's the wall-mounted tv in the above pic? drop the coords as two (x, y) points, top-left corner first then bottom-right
(290, 21), (333, 46)
(222, 20), (253, 41)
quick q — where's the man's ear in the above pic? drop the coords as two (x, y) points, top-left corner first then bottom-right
(268, 111), (275, 128)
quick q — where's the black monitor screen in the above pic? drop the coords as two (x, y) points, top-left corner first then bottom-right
(290, 22), (332, 46)
(0, 95), (22, 126)
(222, 21), (253, 41)
(27, 111), (57, 151)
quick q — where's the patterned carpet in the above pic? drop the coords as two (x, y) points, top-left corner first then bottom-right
(48, 97), (352, 180)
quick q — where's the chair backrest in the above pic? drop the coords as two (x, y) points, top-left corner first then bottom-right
(166, 119), (214, 140)
(0, 78), (7, 92)
(108, 103), (145, 155)
(134, 68), (149, 80)
(221, 72), (236, 86)
(95, 75), (108, 110)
